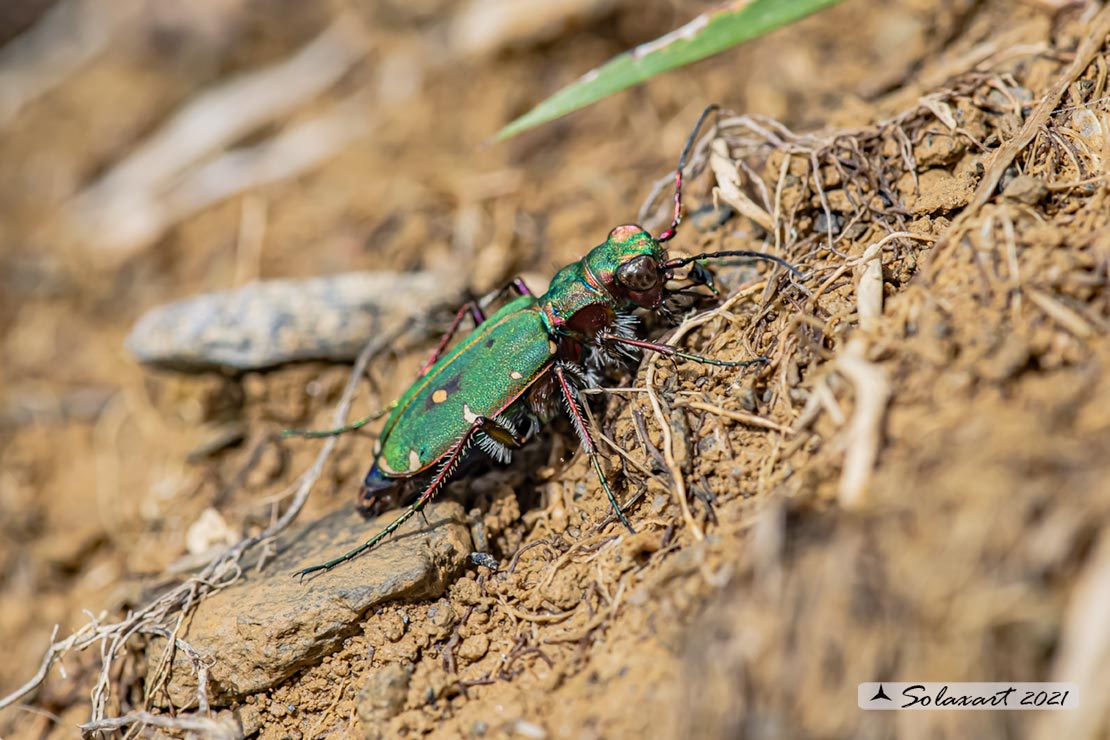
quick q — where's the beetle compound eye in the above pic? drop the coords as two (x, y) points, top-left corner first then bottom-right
(617, 255), (659, 292)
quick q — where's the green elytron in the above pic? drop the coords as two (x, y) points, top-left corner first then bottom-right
(372, 293), (552, 479)
(293, 105), (800, 575)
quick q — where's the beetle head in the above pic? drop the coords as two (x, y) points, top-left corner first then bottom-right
(586, 224), (672, 309)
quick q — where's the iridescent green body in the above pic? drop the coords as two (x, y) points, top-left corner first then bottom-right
(540, 225), (667, 330)
(294, 104), (800, 576)
(369, 225), (668, 486)
(374, 294), (556, 477)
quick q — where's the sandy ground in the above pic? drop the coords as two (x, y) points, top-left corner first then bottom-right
(2, 0), (1109, 738)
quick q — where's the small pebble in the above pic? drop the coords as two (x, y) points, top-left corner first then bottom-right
(381, 613), (406, 642)
(512, 719), (548, 739)
(470, 552), (500, 571)
(358, 664), (412, 718)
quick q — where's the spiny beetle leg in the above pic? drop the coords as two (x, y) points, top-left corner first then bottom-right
(282, 402), (397, 439)
(296, 414), (523, 577)
(599, 333), (769, 369)
(657, 104), (720, 243)
(418, 277), (535, 378)
(553, 365), (636, 535)
(419, 300), (487, 377)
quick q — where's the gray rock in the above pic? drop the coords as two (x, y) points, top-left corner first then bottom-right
(126, 271), (462, 372)
(151, 501), (473, 706)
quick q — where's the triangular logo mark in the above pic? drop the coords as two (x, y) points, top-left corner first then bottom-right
(870, 684), (892, 702)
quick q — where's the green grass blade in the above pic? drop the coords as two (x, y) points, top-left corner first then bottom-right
(493, 0), (845, 142)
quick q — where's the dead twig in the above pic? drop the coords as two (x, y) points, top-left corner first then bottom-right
(709, 138), (774, 231)
(506, 540), (558, 575)
(578, 391), (660, 482)
(643, 369), (700, 540)
(857, 249), (884, 332)
(1034, 531), (1110, 740)
(1026, 287), (1098, 338)
(497, 599), (577, 625)
(0, 624), (80, 713)
(808, 232), (935, 307)
(674, 400), (793, 434)
(79, 710), (239, 739)
(641, 284), (774, 540)
(835, 338), (890, 508)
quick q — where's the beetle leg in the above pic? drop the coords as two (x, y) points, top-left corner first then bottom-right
(598, 333), (768, 369)
(656, 104), (720, 243)
(296, 415), (521, 576)
(486, 276), (535, 299)
(419, 301), (488, 377)
(475, 413), (526, 464)
(552, 365), (636, 535)
(418, 277), (536, 377)
(508, 277), (534, 296)
(282, 401), (398, 439)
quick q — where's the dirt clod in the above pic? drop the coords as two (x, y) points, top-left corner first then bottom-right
(358, 663), (413, 738)
(1003, 174), (1049, 205)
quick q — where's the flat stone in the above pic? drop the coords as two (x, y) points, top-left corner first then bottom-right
(152, 501), (472, 706)
(126, 271), (462, 372)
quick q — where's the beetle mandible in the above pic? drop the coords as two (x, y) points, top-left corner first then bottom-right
(291, 104), (799, 576)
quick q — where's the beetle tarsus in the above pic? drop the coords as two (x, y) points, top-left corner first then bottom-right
(282, 403), (395, 439)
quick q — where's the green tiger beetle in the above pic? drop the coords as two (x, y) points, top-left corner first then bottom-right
(289, 105), (801, 576)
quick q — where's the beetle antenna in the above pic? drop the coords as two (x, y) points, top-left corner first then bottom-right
(657, 104), (720, 243)
(663, 250), (804, 279)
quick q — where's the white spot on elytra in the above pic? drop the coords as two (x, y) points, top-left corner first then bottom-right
(408, 449), (421, 471)
(510, 370), (523, 380)
(462, 404), (480, 424)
